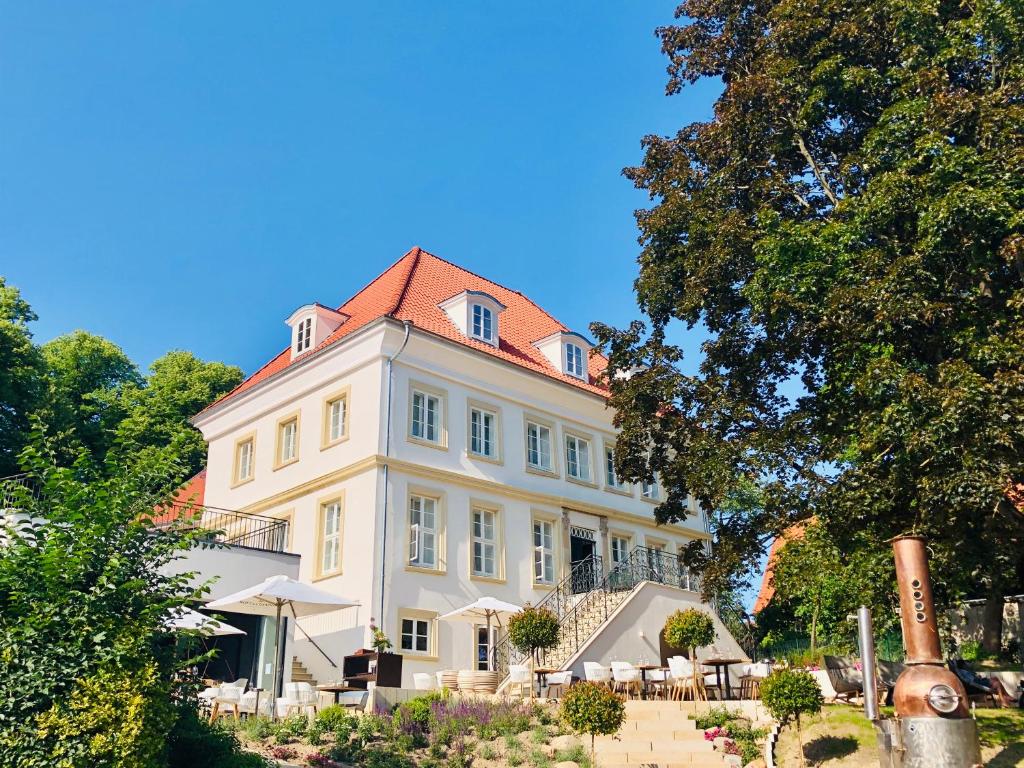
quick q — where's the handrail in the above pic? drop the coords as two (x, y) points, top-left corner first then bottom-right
(153, 504), (291, 554)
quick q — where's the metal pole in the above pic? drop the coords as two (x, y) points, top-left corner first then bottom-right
(857, 605), (879, 722)
(271, 600), (283, 721)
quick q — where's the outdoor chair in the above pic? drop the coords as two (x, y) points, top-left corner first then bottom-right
(667, 656), (719, 702)
(949, 660), (998, 707)
(583, 662), (611, 689)
(823, 655), (864, 703)
(738, 662), (771, 700)
(208, 678), (249, 722)
(544, 671), (572, 699)
(239, 689), (274, 719)
(876, 660), (905, 706)
(508, 664), (532, 698)
(611, 661), (642, 699)
(280, 681), (319, 717)
(646, 667), (671, 699)
(413, 673), (436, 691)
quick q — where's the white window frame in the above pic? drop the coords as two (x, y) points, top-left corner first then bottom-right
(408, 493), (439, 571)
(565, 342), (585, 378)
(471, 506), (499, 580)
(470, 304), (495, 344)
(294, 316), (313, 354)
(564, 433), (592, 483)
(321, 387), (351, 449)
(525, 418), (555, 474)
(397, 608), (437, 658)
(475, 624), (499, 671)
(408, 382), (447, 448)
(610, 534), (631, 566)
(468, 404), (499, 461)
(317, 496), (344, 578)
(532, 516), (557, 585)
(232, 433), (256, 487)
(642, 476), (660, 501)
(274, 412), (300, 470)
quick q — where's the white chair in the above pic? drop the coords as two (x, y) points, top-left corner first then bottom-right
(239, 689), (274, 718)
(739, 662), (771, 699)
(583, 662), (611, 688)
(435, 671), (446, 689)
(610, 662), (642, 699)
(508, 664), (532, 698)
(668, 657), (719, 701)
(544, 671), (572, 699)
(413, 673), (436, 691)
(281, 681), (319, 717)
(647, 668), (671, 699)
(208, 678), (248, 722)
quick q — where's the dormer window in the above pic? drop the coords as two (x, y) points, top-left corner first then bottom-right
(285, 304), (349, 361)
(295, 317), (313, 354)
(533, 331), (593, 381)
(439, 290), (505, 348)
(471, 304), (495, 343)
(565, 343), (585, 378)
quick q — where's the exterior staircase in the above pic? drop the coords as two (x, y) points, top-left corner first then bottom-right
(290, 656), (318, 687)
(598, 700), (727, 767)
(494, 546), (720, 681)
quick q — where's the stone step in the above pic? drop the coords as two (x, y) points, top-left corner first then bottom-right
(619, 719), (698, 732)
(598, 759), (725, 768)
(594, 739), (714, 753)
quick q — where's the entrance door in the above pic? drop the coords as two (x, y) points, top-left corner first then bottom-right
(570, 528), (599, 593)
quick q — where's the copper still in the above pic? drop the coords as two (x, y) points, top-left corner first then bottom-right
(871, 536), (982, 767)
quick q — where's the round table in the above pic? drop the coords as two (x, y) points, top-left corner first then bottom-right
(703, 658), (744, 700)
(534, 667), (559, 697)
(317, 683), (362, 705)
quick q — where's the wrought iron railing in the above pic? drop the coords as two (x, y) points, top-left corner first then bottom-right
(0, 473), (36, 510)
(154, 504), (290, 554)
(491, 546), (705, 677)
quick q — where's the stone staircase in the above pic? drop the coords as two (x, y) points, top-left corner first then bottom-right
(290, 656), (318, 687)
(596, 700), (728, 767)
(539, 587), (634, 669)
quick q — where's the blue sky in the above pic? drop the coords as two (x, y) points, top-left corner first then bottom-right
(1, 1), (721, 373)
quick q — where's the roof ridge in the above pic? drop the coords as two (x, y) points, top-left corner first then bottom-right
(388, 246), (422, 316)
(413, 248), (572, 338)
(335, 246), (421, 314)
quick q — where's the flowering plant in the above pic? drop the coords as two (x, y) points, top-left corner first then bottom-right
(704, 725), (731, 741)
(368, 622), (392, 653)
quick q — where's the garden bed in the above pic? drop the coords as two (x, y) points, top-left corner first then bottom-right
(226, 694), (594, 768)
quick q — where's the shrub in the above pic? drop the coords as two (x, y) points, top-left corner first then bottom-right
(663, 609), (716, 653)
(560, 681), (626, 764)
(554, 741), (591, 768)
(306, 752), (334, 767)
(270, 745), (298, 760)
(508, 606), (560, 657)
(167, 710), (277, 768)
(316, 704), (356, 735)
(691, 706), (734, 729)
(241, 716), (274, 741)
(478, 742), (498, 760)
(760, 668), (823, 767)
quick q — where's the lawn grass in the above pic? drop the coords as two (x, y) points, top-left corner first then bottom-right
(774, 704), (1024, 767)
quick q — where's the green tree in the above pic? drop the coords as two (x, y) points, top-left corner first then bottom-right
(0, 439), (202, 765)
(760, 669), (823, 767)
(594, 0), (1024, 648)
(36, 331), (142, 463)
(507, 605), (560, 699)
(112, 351), (243, 479)
(0, 278), (43, 476)
(663, 608), (716, 706)
(559, 682), (625, 765)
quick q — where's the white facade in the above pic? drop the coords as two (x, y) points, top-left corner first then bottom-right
(195, 314), (714, 687)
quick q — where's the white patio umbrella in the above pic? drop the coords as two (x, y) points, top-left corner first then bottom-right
(439, 597), (522, 671)
(168, 607), (246, 637)
(206, 575), (359, 714)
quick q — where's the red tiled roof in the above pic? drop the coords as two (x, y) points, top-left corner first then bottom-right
(199, 247), (609, 416)
(752, 522), (807, 614)
(152, 469), (206, 526)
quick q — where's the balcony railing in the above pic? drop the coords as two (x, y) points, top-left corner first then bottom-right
(153, 504), (291, 554)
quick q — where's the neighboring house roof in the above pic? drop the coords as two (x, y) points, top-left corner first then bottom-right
(752, 522), (807, 614)
(152, 469), (206, 526)
(198, 247), (609, 417)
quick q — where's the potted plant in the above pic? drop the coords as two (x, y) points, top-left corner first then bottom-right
(369, 622), (392, 654)
(507, 604), (560, 699)
(663, 608), (716, 709)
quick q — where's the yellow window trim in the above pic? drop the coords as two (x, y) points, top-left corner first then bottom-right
(273, 410), (301, 471)
(468, 499), (505, 582)
(320, 385), (352, 450)
(405, 484), (447, 574)
(314, 491), (345, 579)
(407, 380), (449, 450)
(466, 398), (503, 465)
(523, 413), (559, 477)
(397, 607), (438, 658)
(530, 509), (560, 588)
(230, 431), (257, 488)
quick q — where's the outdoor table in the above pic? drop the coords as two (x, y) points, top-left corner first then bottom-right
(534, 667), (559, 697)
(703, 658), (744, 700)
(317, 683), (362, 705)
(635, 664), (663, 700)
(251, 687), (264, 718)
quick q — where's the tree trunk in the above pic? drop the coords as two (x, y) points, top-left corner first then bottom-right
(810, 600), (819, 656)
(981, 587), (1004, 656)
(795, 715), (805, 767)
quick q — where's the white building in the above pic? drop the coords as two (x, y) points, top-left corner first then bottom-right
(188, 247), (745, 690)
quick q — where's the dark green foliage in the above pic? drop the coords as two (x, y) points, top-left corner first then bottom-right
(507, 606), (560, 656)
(0, 277), (44, 476)
(593, 0), (1024, 633)
(0, 443), (258, 767)
(760, 669), (824, 727)
(316, 705), (357, 738)
(167, 712), (276, 768)
(663, 608), (715, 652)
